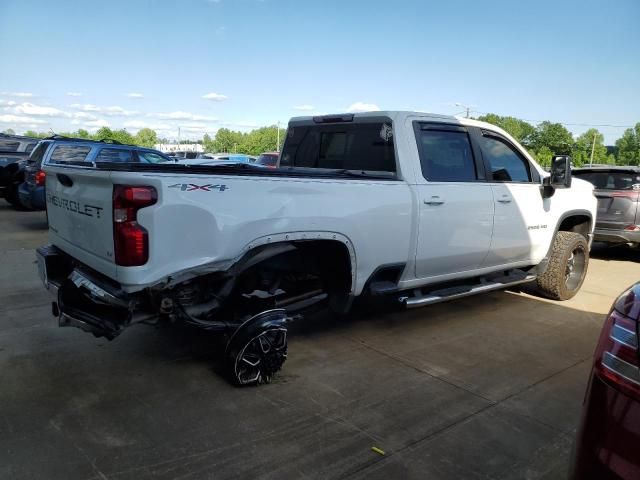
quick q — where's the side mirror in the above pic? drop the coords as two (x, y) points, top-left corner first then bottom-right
(542, 155), (572, 198)
(550, 155), (572, 188)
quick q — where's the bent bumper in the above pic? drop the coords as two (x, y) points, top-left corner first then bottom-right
(37, 245), (135, 339)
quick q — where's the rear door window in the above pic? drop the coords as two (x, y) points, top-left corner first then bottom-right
(280, 119), (396, 173)
(49, 145), (92, 165)
(95, 148), (133, 163)
(416, 128), (477, 182)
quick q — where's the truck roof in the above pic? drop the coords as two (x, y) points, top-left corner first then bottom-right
(288, 110), (508, 136)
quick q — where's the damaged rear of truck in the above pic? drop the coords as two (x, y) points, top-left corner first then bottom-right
(37, 115), (410, 384)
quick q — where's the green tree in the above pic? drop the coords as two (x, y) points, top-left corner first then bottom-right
(532, 146), (553, 169)
(111, 129), (135, 145)
(242, 125), (286, 155)
(94, 127), (135, 145)
(94, 127), (114, 141)
(23, 130), (48, 139)
(203, 133), (216, 153)
(571, 129), (609, 167)
(615, 123), (640, 166)
(76, 129), (91, 139)
(134, 128), (157, 148)
(2, 128), (15, 135)
(214, 128), (245, 153)
(476, 114), (535, 146)
(530, 121), (574, 155)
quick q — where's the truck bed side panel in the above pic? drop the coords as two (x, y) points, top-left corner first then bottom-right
(104, 172), (413, 295)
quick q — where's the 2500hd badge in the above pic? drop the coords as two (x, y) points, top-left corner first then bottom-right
(47, 193), (104, 218)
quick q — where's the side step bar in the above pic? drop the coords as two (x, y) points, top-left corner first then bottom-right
(399, 271), (537, 309)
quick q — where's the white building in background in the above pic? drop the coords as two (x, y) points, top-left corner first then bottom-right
(154, 143), (204, 154)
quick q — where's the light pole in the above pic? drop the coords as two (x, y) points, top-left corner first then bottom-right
(589, 132), (597, 166)
(455, 102), (474, 118)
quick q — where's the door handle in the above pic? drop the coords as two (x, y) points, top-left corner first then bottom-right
(424, 196), (445, 205)
(497, 195), (512, 204)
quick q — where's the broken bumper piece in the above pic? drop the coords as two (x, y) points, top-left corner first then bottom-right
(36, 245), (134, 340)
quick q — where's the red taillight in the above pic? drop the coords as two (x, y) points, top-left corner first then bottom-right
(113, 185), (157, 266)
(594, 293), (640, 399)
(624, 225), (640, 232)
(35, 170), (46, 186)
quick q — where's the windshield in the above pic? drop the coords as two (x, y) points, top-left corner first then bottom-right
(573, 170), (640, 190)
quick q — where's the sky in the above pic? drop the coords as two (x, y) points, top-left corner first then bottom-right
(0, 0), (638, 143)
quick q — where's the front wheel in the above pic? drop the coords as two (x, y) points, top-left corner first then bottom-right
(536, 231), (589, 301)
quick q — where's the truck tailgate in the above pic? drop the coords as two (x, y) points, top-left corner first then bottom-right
(45, 167), (117, 278)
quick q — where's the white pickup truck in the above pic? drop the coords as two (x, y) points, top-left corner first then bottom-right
(37, 111), (597, 385)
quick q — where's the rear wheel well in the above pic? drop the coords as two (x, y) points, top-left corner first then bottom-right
(558, 214), (591, 240)
(291, 240), (353, 295)
(230, 240), (354, 313)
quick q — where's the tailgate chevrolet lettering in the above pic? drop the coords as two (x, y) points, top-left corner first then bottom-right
(46, 193), (104, 218)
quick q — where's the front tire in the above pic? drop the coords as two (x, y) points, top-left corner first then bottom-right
(537, 231), (589, 300)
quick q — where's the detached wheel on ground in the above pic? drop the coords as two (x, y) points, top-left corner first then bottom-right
(537, 231), (589, 300)
(224, 309), (288, 386)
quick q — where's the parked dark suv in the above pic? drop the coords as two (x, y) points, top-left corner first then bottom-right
(0, 133), (39, 207)
(18, 136), (173, 210)
(572, 166), (640, 247)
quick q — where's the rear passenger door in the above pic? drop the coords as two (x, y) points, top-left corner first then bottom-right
(475, 131), (550, 266)
(413, 122), (494, 278)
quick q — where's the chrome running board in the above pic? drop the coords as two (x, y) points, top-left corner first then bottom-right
(399, 271), (537, 309)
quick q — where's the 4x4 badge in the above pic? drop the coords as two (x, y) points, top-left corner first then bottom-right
(168, 183), (228, 192)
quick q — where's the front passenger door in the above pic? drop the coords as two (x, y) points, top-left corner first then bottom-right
(477, 132), (550, 266)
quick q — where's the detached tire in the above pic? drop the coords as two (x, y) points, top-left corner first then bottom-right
(224, 309), (288, 386)
(537, 231), (589, 300)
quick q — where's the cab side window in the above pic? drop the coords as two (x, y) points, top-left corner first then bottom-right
(95, 148), (133, 163)
(416, 128), (477, 182)
(480, 135), (531, 182)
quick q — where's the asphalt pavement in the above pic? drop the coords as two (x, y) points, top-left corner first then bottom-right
(1, 202), (638, 479)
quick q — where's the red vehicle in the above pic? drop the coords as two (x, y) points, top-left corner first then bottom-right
(255, 151), (279, 168)
(570, 282), (640, 479)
